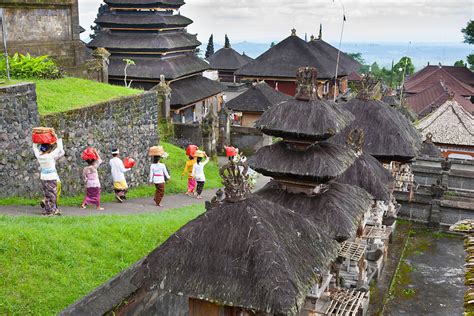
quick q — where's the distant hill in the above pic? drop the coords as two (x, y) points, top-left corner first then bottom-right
(202, 41), (472, 70)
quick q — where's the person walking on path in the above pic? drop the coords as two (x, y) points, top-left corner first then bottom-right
(109, 149), (130, 203)
(80, 149), (104, 211)
(33, 139), (65, 216)
(191, 151), (209, 199)
(149, 154), (170, 207)
(181, 155), (196, 196)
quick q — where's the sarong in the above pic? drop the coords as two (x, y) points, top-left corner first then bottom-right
(154, 183), (165, 205)
(113, 181), (128, 197)
(83, 187), (101, 207)
(187, 178), (196, 193)
(196, 181), (205, 195)
(41, 180), (58, 213)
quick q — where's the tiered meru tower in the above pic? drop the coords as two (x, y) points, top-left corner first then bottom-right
(88, 0), (223, 110)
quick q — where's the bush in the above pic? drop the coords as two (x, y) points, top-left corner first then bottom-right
(0, 53), (63, 79)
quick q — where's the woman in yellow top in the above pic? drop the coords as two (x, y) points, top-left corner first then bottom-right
(182, 155), (196, 196)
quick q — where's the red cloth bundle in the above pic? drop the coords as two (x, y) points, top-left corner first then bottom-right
(225, 146), (238, 157)
(32, 127), (57, 144)
(186, 144), (199, 157)
(123, 157), (136, 168)
(81, 147), (99, 161)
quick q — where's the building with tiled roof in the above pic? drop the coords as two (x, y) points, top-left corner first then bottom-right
(417, 99), (474, 159)
(87, 0), (223, 119)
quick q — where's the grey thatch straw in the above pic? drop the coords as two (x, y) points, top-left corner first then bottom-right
(249, 141), (358, 183)
(225, 82), (290, 113)
(257, 181), (373, 242)
(337, 152), (394, 201)
(332, 98), (422, 161)
(137, 196), (339, 315)
(255, 99), (354, 141)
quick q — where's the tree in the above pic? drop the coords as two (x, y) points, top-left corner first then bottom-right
(454, 59), (465, 67)
(462, 20), (474, 44)
(270, 41), (276, 48)
(461, 20), (474, 70)
(347, 52), (365, 65)
(90, 4), (108, 39)
(123, 58), (135, 88)
(224, 34), (230, 48)
(205, 34), (214, 58)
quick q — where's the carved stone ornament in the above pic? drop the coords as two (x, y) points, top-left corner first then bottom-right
(295, 67), (319, 101)
(425, 132), (433, 143)
(219, 156), (251, 202)
(346, 128), (365, 154)
(357, 76), (383, 101)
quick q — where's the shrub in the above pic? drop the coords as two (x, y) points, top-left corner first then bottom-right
(0, 53), (63, 79)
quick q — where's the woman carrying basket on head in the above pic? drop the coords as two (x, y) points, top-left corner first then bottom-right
(149, 146), (170, 207)
(191, 151), (209, 199)
(32, 128), (65, 216)
(80, 148), (104, 211)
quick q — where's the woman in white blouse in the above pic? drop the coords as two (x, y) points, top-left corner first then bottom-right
(191, 153), (209, 199)
(149, 155), (170, 206)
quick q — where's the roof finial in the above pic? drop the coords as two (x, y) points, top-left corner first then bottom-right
(219, 155), (251, 202)
(346, 129), (365, 154)
(291, 28), (297, 36)
(224, 34), (231, 48)
(310, 34), (315, 41)
(295, 67), (319, 101)
(318, 23), (322, 40)
(425, 132), (433, 143)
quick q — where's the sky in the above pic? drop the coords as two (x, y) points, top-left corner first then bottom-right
(78, 0), (473, 45)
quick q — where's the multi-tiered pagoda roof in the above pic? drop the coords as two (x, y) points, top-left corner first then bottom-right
(88, 0), (223, 109)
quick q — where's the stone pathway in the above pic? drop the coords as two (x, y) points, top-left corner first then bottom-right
(0, 174), (270, 217)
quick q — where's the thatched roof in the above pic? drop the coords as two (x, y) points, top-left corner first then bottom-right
(337, 152), (393, 201)
(255, 98), (354, 141)
(331, 98), (422, 162)
(136, 196), (339, 315)
(308, 39), (362, 74)
(104, 0), (185, 8)
(206, 47), (253, 71)
(96, 11), (192, 28)
(256, 181), (373, 242)
(170, 75), (224, 108)
(108, 55), (208, 81)
(249, 141), (357, 183)
(225, 82), (290, 113)
(87, 30), (200, 52)
(235, 33), (348, 79)
(419, 140), (442, 158)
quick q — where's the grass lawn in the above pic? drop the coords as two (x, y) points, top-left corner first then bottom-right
(0, 142), (222, 207)
(33, 77), (142, 115)
(0, 204), (205, 315)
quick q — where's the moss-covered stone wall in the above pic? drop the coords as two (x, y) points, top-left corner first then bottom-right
(0, 82), (160, 198)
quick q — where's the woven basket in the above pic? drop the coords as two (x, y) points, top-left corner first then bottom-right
(149, 146), (165, 157)
(32, 127), (55, 135)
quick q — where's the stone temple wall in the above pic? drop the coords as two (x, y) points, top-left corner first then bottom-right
(0, 82), (160, 198)
(0, 0), (86, 68)
(0, 83), (40, 198)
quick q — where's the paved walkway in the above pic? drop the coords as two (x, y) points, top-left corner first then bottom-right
(0, 175), (270, 217)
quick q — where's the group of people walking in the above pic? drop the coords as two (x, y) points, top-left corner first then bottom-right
(33, 139), (210, 216)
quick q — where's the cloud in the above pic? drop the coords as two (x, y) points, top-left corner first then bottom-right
(78, 0), (473, 43)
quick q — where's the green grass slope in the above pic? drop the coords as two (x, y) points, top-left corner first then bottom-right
(0, 205), (205, 315)
(34, 77), (142, 115)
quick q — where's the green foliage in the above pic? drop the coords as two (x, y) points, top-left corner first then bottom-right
(158, 119), (175, 142)
(347, 52), (365, 65)
(0, 53), (63, 80)
(467, 54), (474, 71)
(0, 205), (205, 315)
(454, 59), (466, 67)
(205, 34), (214, 58)
(462, 20), (474, 45)
(224, 34), (231, 48)
(270, 41), (275, 48)
(33, 77), (142, 115)
(0, 142), (222, 207)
